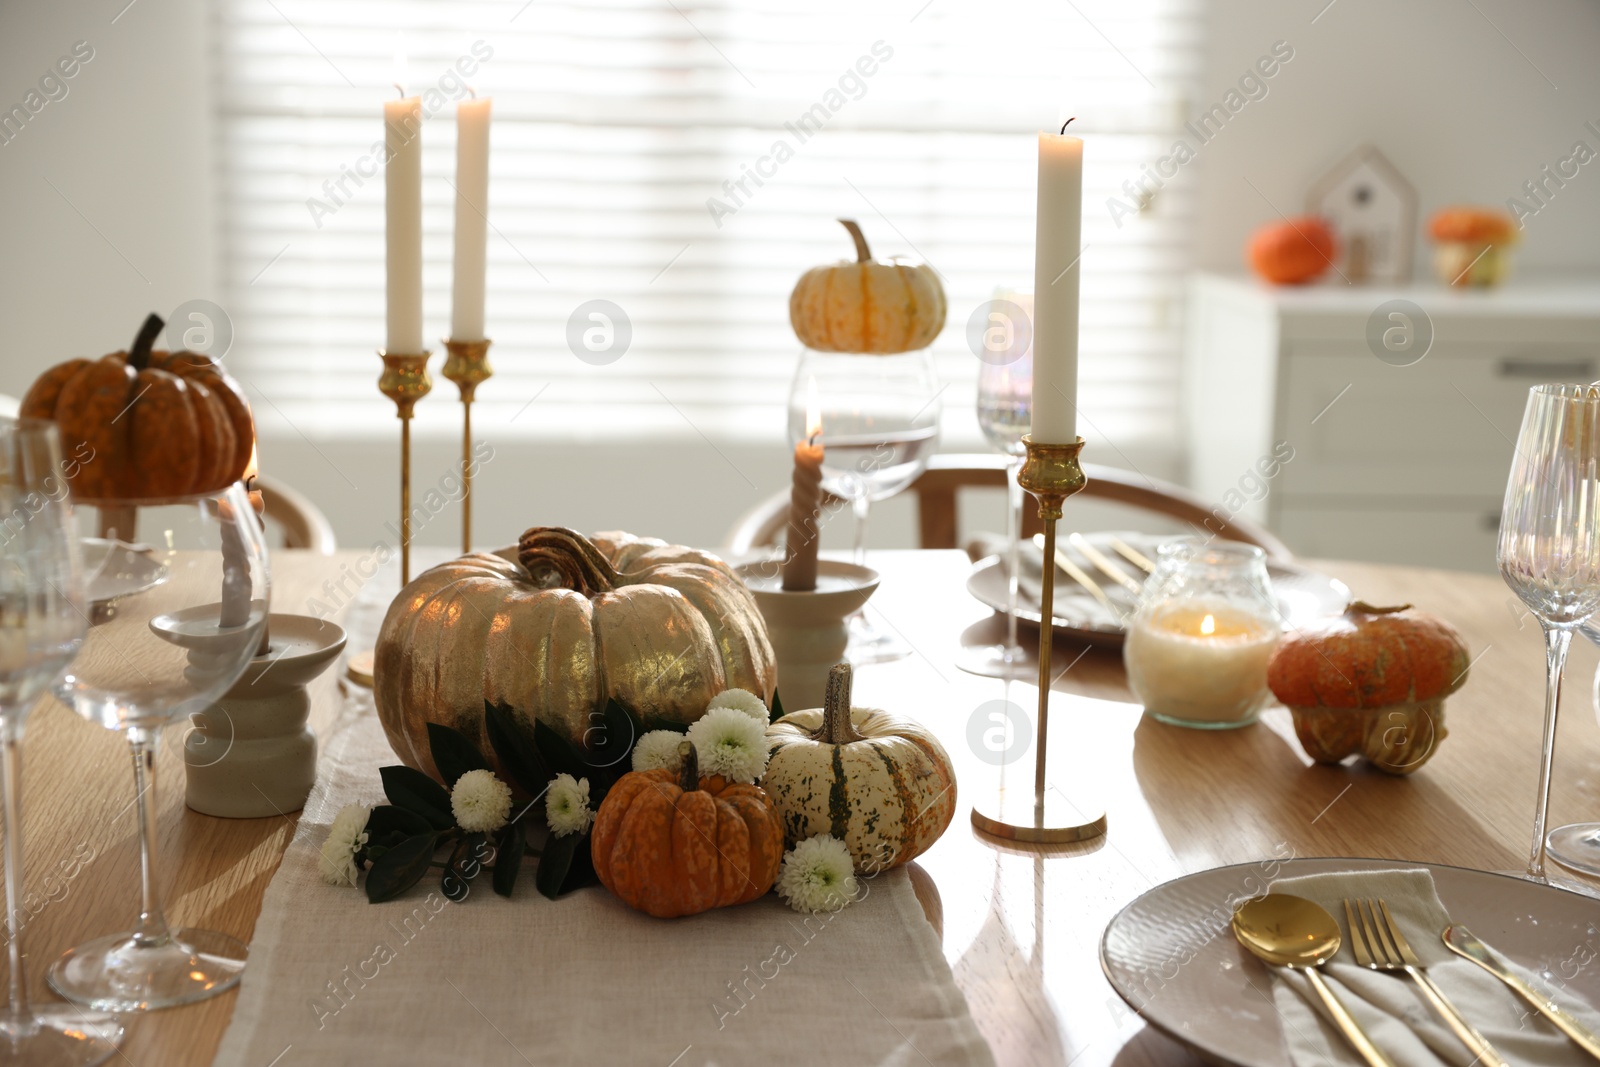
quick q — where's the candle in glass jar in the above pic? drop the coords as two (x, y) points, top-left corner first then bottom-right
(1123, 601), (1278, 727)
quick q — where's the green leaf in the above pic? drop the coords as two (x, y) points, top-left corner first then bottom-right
(366, 833), (438, 903)
(534, 719), (589, 781)
(585, 698), (636, 773)
(485, 702), (553, 795)
(380, 765), (455, 830)
(426, 723), (491, 787)
(639, 716), (690, 735)
(365, 804), (433, 848)
(769, 689), (785, 724)
(492, 820), (526, 897)
(536, 830), (588, 900)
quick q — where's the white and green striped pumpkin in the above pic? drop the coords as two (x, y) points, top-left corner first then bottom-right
(763, 663), (956, 872)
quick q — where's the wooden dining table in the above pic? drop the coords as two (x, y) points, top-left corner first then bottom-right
(12, 546), (1600, 1066)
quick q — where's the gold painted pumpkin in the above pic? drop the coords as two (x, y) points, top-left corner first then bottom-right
(375, 527), (777, 782)
(763, 663), (956, 871)
(789, 219), (946, 354)
(593, 741), (784, 918)
(20, 313), (254, 502)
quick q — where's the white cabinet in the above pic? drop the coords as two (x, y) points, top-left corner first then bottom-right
(1183, 272), (1600, 573)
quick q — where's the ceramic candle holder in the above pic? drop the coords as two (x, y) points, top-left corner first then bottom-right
(737, 560), (879, 711)
(182, 614), (347, 818)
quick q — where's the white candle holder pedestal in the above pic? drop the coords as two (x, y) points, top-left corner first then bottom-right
(180, 614), (347, 818)
(969, 435), (1108, 845)
(737, 560), (879, 712)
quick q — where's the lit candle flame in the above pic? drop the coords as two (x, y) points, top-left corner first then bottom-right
(243, 441), (265, 518)
(1200, 613), (1215, 636)
(805, 375), (823, 443)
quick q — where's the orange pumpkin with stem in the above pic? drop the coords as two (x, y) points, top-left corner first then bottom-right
(20, 313), (254, 502)
(592, 741), (783, 918)
(1247, 216), (1339, 285)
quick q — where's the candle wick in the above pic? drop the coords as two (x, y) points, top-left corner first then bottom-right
(1060, 117), (1076, 134)
(393, 82), (406, 98)
(466, 85), (476, 99)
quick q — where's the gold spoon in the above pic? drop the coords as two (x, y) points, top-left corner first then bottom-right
(1232, 894), (1396, 1067)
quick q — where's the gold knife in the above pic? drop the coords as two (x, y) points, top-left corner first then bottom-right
(1443, 924), (1600, 1061)
(1069, 532), (1143, 595)
(1032, 534), (1117, 615)
(1109, 536), (1155, 574)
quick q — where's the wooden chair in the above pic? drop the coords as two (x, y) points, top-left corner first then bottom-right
(724, 453), (1292, 558)
(93, 475), (338, 555)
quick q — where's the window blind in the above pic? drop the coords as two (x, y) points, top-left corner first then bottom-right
(215, 0), (1203, 446)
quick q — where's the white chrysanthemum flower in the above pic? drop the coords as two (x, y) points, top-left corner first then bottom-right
(546, 773), (594, 837)
(686, 706), (770, 783)
(707, 688), (768, 722)
(777, 834), (859, 913)
(632, 729), (688, 772)
(319, 804), (371, 887)
(451, 769), (513, 833)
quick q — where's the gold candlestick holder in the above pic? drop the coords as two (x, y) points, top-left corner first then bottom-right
(377, 349), (433, 584)
(970, 434), (1108, 844)
(441, 338), (493, 554)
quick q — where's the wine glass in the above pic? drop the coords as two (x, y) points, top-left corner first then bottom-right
(1496, 383), (1600, 882)
(47, 483), (268, 1012)
(0, 419), (122, 1066)
(787, 349), (941, 664)
(962, 288), (1033, 678)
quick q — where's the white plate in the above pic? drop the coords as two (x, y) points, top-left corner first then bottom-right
(82, 538), (168, 611)
(1099, 857), (1600, 1067)
(966, 531), (1349, 648)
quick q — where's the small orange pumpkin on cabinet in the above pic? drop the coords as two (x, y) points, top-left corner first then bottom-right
(1246, 216), (1339, 285)
(20, 313), (254, 502)
(592, 741), (784, 918)
(1266, 601), (1469, 774)
(789, 219), (946, 353)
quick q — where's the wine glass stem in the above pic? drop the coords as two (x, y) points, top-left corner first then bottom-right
(1528, 624), (1573, 880)
(1, 719), (31, 1025)
(128, 726), (172, 946)
(852, 496), (871, 567)
(1005, 454), (1024, 656)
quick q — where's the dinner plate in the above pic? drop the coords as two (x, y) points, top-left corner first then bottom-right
(1100, 857), (1600, 1067)
(82, 537), (168, 613)
(966, 531), (1349, 648)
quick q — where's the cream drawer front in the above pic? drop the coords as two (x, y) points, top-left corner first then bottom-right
(1277, 342), (1599, 498)
(1276, 501), (1503, 574)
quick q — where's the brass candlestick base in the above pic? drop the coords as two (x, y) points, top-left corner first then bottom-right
(970, 434), (1107, 845)
(378, 349), (433, 584)
(441, 338), (493, 554)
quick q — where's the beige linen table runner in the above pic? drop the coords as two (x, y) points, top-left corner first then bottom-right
(215, 555), (994, 1067)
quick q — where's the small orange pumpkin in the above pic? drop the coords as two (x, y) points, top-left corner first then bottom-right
(21, 313), (254, 502)
(789, 219), (946, 353)
(1247, 216), (1339, 285)
(1267, 601), (1469, 774)
(592, 741), (783, 918)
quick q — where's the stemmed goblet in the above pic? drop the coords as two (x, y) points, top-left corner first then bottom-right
(48, 483), (269, 1012)
(1496, 383), (1600, 882)
(787, 349), (942, 664)
(962, 288), (1033, 678)
(0, 418), (122, 1065)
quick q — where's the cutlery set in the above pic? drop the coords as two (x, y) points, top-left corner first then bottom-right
(1233, 894), (1600, 1066)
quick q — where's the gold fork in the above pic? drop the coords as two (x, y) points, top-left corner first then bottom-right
(1344, 899), (1508, 1067)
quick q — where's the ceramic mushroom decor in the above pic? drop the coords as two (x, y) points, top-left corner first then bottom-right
(1267, 601), (1470, 774)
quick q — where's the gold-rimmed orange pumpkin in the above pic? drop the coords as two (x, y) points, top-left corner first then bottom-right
(20, 313), (254, 501)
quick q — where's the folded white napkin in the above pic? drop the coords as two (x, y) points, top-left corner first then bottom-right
(1267, 869), (1600, 1067)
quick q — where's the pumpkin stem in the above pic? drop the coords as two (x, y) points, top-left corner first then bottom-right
(839, 219), (871, 263)
(677, 740), (699, 791)
(129, 313), (164, 372)
(517, 527), (620, 595)
(1348, 600), (1413, 615)
(816, 662), (863, 745)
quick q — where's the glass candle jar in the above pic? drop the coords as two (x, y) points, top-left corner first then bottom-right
(1122, 541), (1280, 729)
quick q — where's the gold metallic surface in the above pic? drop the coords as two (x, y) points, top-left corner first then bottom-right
(377, 349), (433, 583)
(441, 338), (493, 554)
(970, 434), (1105, 843)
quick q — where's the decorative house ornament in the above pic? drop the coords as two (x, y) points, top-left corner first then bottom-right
(1306, 144), (1417, 284)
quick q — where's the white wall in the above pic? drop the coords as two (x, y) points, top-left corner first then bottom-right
(1188, 0), (1600, 275)
(5, 0), (1597, 553)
